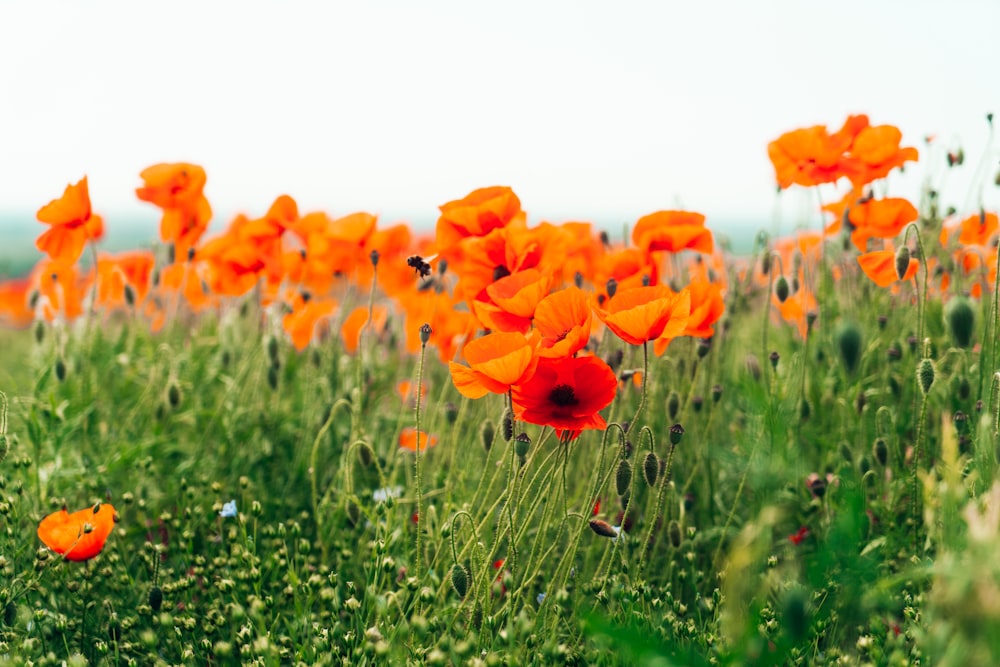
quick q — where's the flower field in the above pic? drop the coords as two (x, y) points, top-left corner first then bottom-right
(0, 113), (998, 666)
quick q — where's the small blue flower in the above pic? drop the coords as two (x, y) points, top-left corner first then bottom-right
(220, 500), (238, 518)
(537, 592), (546, 605)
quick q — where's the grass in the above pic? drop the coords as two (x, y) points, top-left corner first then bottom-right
(0, 240), (998, 667)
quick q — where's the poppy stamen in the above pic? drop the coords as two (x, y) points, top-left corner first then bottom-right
(548, 384), (578, 407)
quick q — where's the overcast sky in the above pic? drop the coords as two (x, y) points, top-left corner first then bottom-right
(1, 0), (997, 234)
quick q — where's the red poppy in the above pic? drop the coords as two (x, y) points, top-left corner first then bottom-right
(848, 198), (918, 251)
(858, 248), (918, 287)
(511, 355), (617, 436)
(37, 503), (116, 562)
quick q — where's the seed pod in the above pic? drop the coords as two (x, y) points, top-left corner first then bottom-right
(667, 520), (683, 548)
(945, 298), (976, 349)
(514, 432), (531, 458)
(669, 424), (685, 446)
(917, 358), (935, 395)
(643, 452), (659, 487)
(450, 564), (469, 598)
(615, 459), (632, 497)
(419, 323), (432, 346)
(774, 275), (790, 303)
(894, 246), (911, 281)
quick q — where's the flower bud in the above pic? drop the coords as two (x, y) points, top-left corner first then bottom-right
(450, 564), (469, 599)
(917, 358), (935, 395)
(894, 246), (911, 281)
(945, 298), (976, 349)
(615, 459), (632, 497)
(588, 519), (618, 538)
(480, 420), (495, 452)
(835, 321), (863, 374)
(514, 432), (531, 458)
(643, 452), (659, 487)
(774, 275), (790, 303)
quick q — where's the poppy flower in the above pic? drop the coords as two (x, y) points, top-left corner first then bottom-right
(848, 198), (918, 251)
(436, 186), (524, 261)
(957, 212), (998, 247)
(858, 248), (918, 287)
(37, 502), (116, 561)
(36, 176), (104, 265)
(631, 210), (714, 255)
(448, 331), (540, 399)
(511, 355), (617, 436)
(136, 163), (212, 260)
(533, 286), (592, 358)
(848, 124), (918, 186)
(93, 251), (155, 310)
(767, 124), (861, 189)
(472, 269), (553, 333)
(340, 305), (389, 355)
(0, 278), (32, 328)
(282, 296), (337, 351)
(399, 427), (437, 452)
(594, 285), (690, 346)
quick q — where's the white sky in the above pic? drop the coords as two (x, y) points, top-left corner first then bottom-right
(1, 0), (998, 234)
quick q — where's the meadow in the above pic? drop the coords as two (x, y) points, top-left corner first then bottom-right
(0, 114), (998, 666)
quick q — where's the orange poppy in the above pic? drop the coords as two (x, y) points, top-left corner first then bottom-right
(858, 248), (918, 287)
(0, 278), (33, 328)
(340, 304), (389, 354)
(36, 176), (104, 265)
(533, 286), (593, 359)
(773, 287), (817, 339)
(631, 210), (714, 255)
(282, 295), (338, 352)
(472, 269), (553, 333)
(848, 124), (919, 186)
(957, 212), (998, 247)
(654, 281), (724, 355)
(136, 163), (212, 260)
(397, 380), (428, 407)
(93, 251), (155, 309)
(594, 285), (690, 346)
(768, 124), (860, 189)
(848, 197), (918, 251)
(31, 259), (86, 322)
(399, 427), (438, 452)
(511, 355), (617, 436)
(37, 502), (116, 562)
(448, 331), (540, 399)
(436, 186), (524, 261)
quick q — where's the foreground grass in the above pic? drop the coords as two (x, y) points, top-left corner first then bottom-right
(0, 263), (999, 666)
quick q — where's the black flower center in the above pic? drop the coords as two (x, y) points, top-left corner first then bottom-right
(548, 384), (578, 407)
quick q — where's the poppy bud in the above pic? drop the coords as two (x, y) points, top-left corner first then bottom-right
(574, 271), (584, 288)
(123, 284), (136, 308)
(878, 314), (888, 330)
(267, 365), (279, 391)
(806, 474), (827, 498)
(769, 351), (780, 370)
(149, 586), (163, 611)
(514, 432), (531, 458)
(33, 320), (45, 344)
(887, 344), (902, 362)
(502, 409), (514, 443)
(444, 402), (458, 425)
(667, 520), (683, 548)
(711, 384), (723, 403)
(55, 357), (67, 382)
(760, 254), (771, 276)
(954, 411), (968, 434)
(480, 420), (495, 452)
(3, 601), (15, 627)
(691, 395), (704, 412)
(419, 323), (432, 346)
(588, 519), (618, 538)
(958, 376), (971, 400)
(615, 459), (632, 497)
(667, 391), (681, 420)
(839, 442), (854, 464)
(917, 358), (935, 395)
(774, 275), (790, 303)
(167, 383), (181, 409)
(643, 452), (659, 487)
(266, 335), (280, 364)
(873, 437), (888, 466)
(451, 564), (469, 598)
(806, 311), (818, 333)
(945, 298), (976, 349)
(369, 249), (380, 267)
(669, 424), (685, 446)
(894, 246), (911, 281)
(696, 339), (711, 359)
(835, 321), (863, 374)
